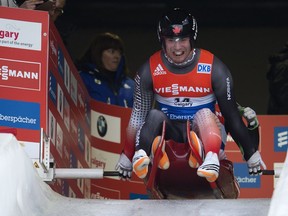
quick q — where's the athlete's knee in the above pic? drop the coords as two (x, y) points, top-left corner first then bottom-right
(195, 108), (214, 120)
(146, 109), (167, 121)
(193, 108), (222, 153)
(138, 109), (167, 153)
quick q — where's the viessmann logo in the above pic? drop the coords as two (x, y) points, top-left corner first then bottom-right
(0, 58), (40, 91)
(155, 83), (211, 96)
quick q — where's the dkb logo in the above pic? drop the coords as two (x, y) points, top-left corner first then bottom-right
(197, 63), (211, 73)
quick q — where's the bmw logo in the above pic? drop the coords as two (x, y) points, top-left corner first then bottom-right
(97, 115), (107, 137)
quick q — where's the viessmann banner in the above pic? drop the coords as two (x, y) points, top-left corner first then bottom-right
(0, 7), (92, 199)
(0, 7), (49, 142)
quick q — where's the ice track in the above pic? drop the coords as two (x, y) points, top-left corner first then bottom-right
(0, 133), (285, 216)
(44, 197), (271, 216)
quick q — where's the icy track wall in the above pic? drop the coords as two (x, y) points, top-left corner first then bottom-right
(0, 133), (58, 216)
(0, 133), (274, 216)
(268, 148), (288, 216)
(0, 132), (286, 216)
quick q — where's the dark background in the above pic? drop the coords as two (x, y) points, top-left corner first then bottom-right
(55, 0), (288, 114)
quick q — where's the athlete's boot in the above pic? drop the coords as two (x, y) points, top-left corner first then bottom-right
(197, 151), (220, 182)
(188, 131), (204, 168)
(151, 136), (170, 170)
(132, 149), (150, 179)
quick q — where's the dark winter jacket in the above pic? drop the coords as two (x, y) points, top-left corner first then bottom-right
(79, 62), (134, 108)
(266, 43), (288, 114)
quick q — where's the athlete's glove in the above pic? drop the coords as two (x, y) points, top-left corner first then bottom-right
(242, 107), (259, 130)
(247, 151), (266, 176)
(115, 153), (132, 179)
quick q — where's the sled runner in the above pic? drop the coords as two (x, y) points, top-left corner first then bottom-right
(144, 120), (240, 199)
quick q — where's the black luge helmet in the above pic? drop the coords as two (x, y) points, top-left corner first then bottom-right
(157, 8), (198, 48)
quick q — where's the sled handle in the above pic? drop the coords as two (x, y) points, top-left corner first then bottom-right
(103, 171), (121, 177)
(54, 168), (120, 179)
(262, 169), (281, 178)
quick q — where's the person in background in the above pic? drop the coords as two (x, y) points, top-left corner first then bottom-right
(266, 41), (288, 114)
(78, 32), (134, 108)
(0, 0), (42, 9)
(0, 0), (65, 21)
(115, 8), (266, 184)
(48, 0), (65, 21)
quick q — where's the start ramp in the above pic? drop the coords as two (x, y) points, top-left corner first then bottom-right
(0, 133), (273, 216)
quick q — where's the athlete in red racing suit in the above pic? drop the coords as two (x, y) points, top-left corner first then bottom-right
(115, 8), (266, 183)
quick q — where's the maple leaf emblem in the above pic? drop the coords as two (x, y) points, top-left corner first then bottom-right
(172, 25), (182, 34)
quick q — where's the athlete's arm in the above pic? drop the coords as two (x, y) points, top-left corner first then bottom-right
(123, 61), (155, 160)
(237, 104), (260, 150)
(211, 56), (256, 161)
(116, 61), (155, 178)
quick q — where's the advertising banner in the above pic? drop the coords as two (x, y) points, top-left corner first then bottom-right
(89, 100), (288, 199)
(0, 7), (49, 142)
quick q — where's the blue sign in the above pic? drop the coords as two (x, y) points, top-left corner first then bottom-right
(234, 163), (261, 188)
(58, 47), (64, 78)
(49, 71), (57, 106)
(197, 63), (211, 73)
(274, 127), (288, 152)
(0, 99), (40, 130)
(129, 193), (149, 200)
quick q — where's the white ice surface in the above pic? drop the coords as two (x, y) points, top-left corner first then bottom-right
(44, 198), (271, 216)
(268, 150), (288, 216)
(0, 133), (283, 216)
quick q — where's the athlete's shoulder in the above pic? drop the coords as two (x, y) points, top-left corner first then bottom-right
(149, 50), (162, 63)
(197, 48), (214, 57)
(134, 59), (154, 90)
(193, 48), (224, 70)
